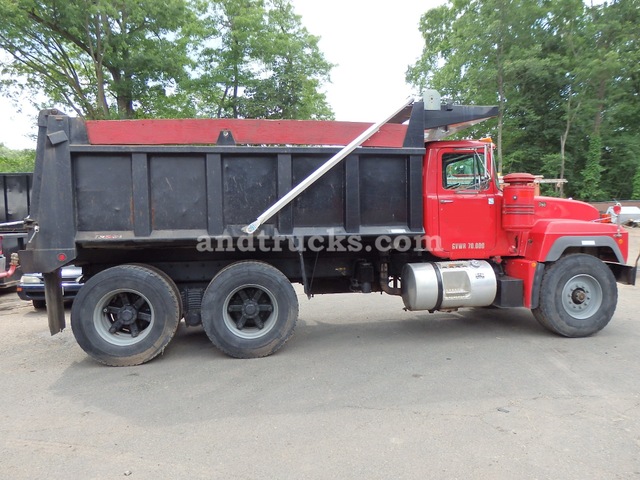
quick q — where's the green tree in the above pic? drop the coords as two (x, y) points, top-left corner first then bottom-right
(407, 0), (547, 173)
(1, 0), (334, 121)
(633, 166), (640, 199)
(190, 0), (266, 118)
(192, 0), (333, 120)
(0, 0), (196, 119)
(592, 0), (640, 200)
(408, 0), (640, 201)
(241, 0), (333, 120)
(579, 135), (605, 201)
(0, 144), (35, 172)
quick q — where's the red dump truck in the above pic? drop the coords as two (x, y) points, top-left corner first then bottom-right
(16, 94), (637, 366)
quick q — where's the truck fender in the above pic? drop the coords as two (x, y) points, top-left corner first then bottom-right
(531, 245), (636, 310)
(543, 236), (625, 263)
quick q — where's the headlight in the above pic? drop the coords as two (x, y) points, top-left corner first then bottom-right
(21, 275), (43, 284)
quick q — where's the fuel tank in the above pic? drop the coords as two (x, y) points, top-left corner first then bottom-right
(402, 260), (497, 311)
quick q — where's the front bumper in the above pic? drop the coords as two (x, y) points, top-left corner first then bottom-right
(606, 262), (638, 286)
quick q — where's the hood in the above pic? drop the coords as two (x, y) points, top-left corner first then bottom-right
(534, 196), (600, 223)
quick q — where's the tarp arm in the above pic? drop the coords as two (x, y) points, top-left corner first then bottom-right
(242, 97), (416, 234)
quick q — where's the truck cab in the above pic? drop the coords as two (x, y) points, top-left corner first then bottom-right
(423, 139), (629, 264)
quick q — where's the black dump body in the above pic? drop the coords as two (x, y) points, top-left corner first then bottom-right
(20, 102), (498, 279)
(20, 117), (424, 278)
(18, 101), (498, 334)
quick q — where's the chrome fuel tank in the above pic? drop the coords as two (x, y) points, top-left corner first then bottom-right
(402, 260), (497, 311)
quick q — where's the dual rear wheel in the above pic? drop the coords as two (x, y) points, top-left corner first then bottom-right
(71, 261), (298, 366)
(71, 264), (181, 366)
(201, 261), (298, 359)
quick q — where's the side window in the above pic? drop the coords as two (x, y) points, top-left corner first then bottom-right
(442, 152), (490, 191)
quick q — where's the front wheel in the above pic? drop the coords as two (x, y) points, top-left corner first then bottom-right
(71, 265), (181, 366)
(201, 261), (298, 358)
(532, 254), (617, 337)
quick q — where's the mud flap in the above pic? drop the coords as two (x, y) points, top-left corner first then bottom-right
(605, 262), (637, 286)
(44, 269), (66, 334)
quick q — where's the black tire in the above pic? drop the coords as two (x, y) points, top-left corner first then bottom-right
(71, 264), (181, 366)
(126, 263), (184, 319)
(532, 254), (617, 337)
(32, 299), (47, 310)
(201, 261), (298, 358)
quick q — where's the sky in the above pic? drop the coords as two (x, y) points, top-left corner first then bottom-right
(0, 0), (445, 150)
(290, 0), (445, 120)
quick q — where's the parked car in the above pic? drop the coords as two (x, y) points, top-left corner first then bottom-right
(17, 266), (84, 309)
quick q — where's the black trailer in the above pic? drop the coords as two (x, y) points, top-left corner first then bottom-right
(0, 173), (31, 288)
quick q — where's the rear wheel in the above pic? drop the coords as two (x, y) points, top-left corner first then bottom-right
(127, 263), (183, 319)
(201, 261), (298, 358)
(71, 265), (181, 366)
(533, 254), (617, 337)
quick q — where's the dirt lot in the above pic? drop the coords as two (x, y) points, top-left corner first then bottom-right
(1, 230), (639, 479)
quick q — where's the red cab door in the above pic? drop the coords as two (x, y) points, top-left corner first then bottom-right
(436, 147), (497, 259)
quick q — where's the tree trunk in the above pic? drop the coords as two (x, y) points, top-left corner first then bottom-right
(497, 73), (504, 174)
(233, 63), (239, 118)
(496, 35), (505, 174)
(559, 97), (580, 198)
(559, 134), (566, 197)
(593, 77), (606, 135)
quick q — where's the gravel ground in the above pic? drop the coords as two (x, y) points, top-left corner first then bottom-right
(0, 229), (638, 480)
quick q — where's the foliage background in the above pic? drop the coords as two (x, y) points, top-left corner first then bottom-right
(407, 0), (640, 200)
(0, 144), (34, 172)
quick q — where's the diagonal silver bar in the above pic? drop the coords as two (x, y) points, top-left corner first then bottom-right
(242, 96), (416, 234)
